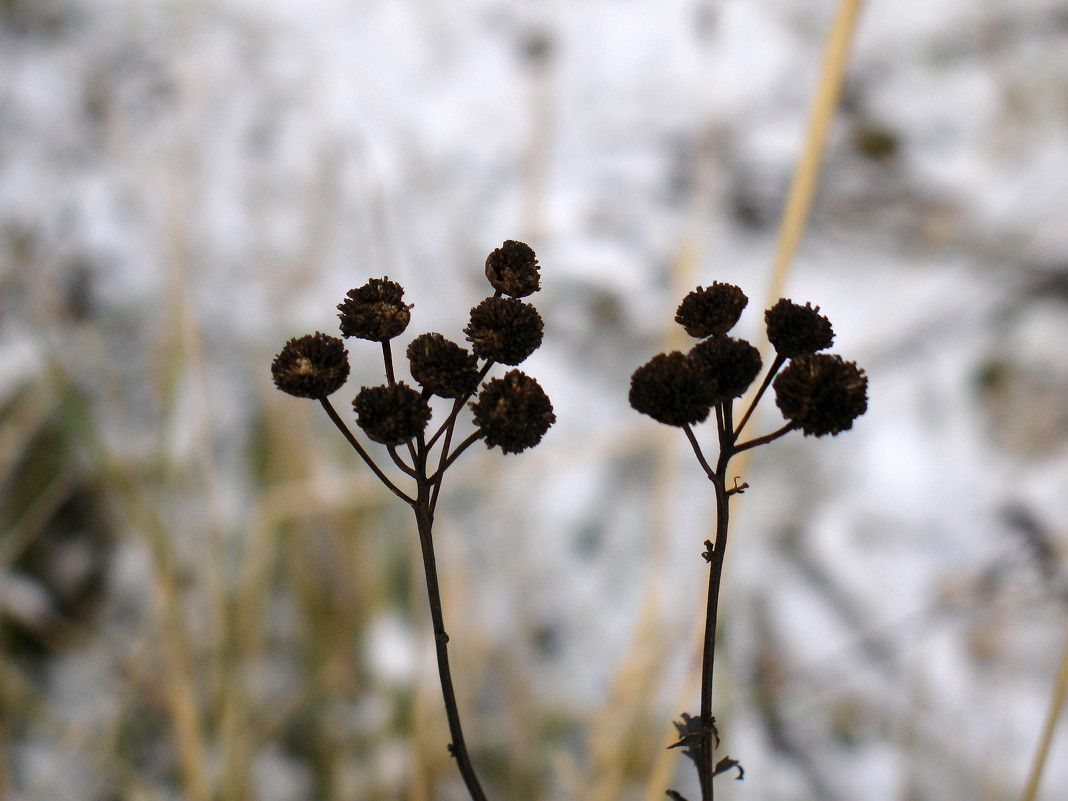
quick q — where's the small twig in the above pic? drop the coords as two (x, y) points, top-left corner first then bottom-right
(387, 445), (418, 478)
(734, 354), (786, 440)
(319, 398), (413, 504)
(382, 340), (396, 385)
(683, 424), (717, 482)
(426, 362), (494, 451)
(430, 429), (484, 485)
(734, 422), (797, 453)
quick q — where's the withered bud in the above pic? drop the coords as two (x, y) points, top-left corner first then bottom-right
(406, 333), (480, 398)
(271, 332), (350, 399)
(765, 299), (834, 357)
(338, 277), (412, 341)
(688, 335), (762, 401)
(353, 383), (431, 445)
(470, 370), (555, 454)
(773, 354), (868, 437)
(465, 297), (544, 365)
(629, 351), (714, 427)
(675, 283), (748, 339)
(485, 240), (540, 298)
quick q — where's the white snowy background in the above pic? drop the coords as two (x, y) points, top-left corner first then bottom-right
(2, 1), (1068, 800)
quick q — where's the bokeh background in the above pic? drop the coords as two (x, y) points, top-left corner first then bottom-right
(3, 0), (1068, 799)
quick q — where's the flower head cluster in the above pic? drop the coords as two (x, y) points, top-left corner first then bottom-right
(353, 383), (432, 445)
(471, 370), (556, 454)
(271, 332), (350, 399)
(407, 333), (480, 399)
(773, 354), (867, 437)
(338, 278), (412, 341)
(485, 240), (540, 298)
(631, 283), (867, 439)
(675, 283), (748, 339)
(765, 299), (834, 358)
(629, 352), (714, 427)
(465, 296), (544, 365)
(271, 240), (553, 457)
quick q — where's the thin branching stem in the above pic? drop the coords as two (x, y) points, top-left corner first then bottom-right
(683, 423), (717, 482)
(381, 340), (396, 386)
(387, 445), (418, 477)
(735, 422), (797, 453)
(319, 397), (413, 504)
(698, 458), (731, 801)
(430, 429), (484, 484)
(734, 354), (786, 440)
(429, 397), (465, 511)
(426, 362), (494, 451)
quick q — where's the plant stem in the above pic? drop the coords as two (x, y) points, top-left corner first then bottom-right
(694, 402), (741, 800)
(413, 493), (489, 801)
(319, 398), (412, 504)
(734, 354), (786, 440)
(698, 446), (733, 801)
(734, 422), (797, 453)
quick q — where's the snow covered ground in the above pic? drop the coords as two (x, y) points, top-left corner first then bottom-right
(3, 1), (1068, 799)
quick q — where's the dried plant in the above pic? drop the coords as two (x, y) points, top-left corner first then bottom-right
(271, 240), (554, 801)
(630, 283), (868, 801)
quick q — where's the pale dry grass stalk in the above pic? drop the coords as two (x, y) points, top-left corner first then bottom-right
(1020, 630), (1068, 801)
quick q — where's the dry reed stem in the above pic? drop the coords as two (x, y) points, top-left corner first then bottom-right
(1020, 629), (1068, 801)
(587, 239), (698, 801)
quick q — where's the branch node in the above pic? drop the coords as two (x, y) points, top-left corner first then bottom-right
(726, 478), (749, 496)
(701, 540), (714, 563)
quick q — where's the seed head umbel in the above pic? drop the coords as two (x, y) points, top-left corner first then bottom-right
(470, 370), (556, 454)
(629, 351), (714, 427)
(675, 283), (748, 339)
(338, 277), (412, 341)
(765, 299), (834, 358)
(773, 353), (868, 437)
(272, 332), (350, 399)
(353, 383), (432, 445)
(688, 336), (762, 401)
(406, 333), (480, 399)
(465, 296), (544, 365)
(485, 240), (541, 298)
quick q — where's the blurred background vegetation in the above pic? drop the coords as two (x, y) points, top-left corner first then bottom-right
(2, 1), (1068, 800)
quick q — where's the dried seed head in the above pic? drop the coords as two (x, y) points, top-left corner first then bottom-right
(338, 278), (412, 341)
(485, 240), (540, 298)
(764, 299), (834, 358)
(675, 283), (748, 339)
(352, 383), (431, 445)
(773, 354), (868, 437)
(465, 296), (544, 365)
(271, 332), (350, 399)
(629, 351), (714, 427)
(406, 333), (480, 399)
(688, 335), (762, 401)
(470, 370), (555, 454)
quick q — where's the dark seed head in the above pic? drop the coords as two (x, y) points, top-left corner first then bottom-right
(338, 277), (412, 341)
(675, 283), (748, 339)
(465, 296), (544, 365)
(406, 333), (480, 399)
(352, 383), (431, 445)
(688, 336), (762, 401)
(629, 351), (714, 427)
(773, 354), (868, 437)
(470, 370), (555, 454)
(271, 333), (350, 399)
(485, 240), (541, 298)
(764, 299), (834, 358)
